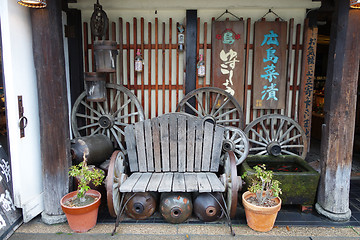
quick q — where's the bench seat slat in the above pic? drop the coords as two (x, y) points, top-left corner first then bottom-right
(197, 172), (212, 193)
(158, 172), (173, 192)
(119, 172), (142, 192)
(132, 172), (152, 192)
(206, 173), (225, 192)
(172, 172), (185, 192)
(184, 173), (198, 192)
(146, 173), (164, 191)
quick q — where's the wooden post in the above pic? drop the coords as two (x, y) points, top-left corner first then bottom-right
(185, 10), (197, 112)
(315, 1), (360, 221)
(30, 1), (71, 224)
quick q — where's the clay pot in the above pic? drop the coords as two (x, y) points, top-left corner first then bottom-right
(242, 191), (281, 232)
(60, 190), (101, 233)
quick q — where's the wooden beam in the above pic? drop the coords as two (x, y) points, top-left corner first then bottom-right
(185, 10), (197, 113)
(30, 0), (71, 223)
(315, 2), (360, 221)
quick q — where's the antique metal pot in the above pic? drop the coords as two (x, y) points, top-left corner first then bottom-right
(160, 193), (192, 224)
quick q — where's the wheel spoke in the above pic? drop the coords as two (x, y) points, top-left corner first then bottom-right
(110, 128), (126, 152)
(234, 137), (243, 144)
(250, 128), (269, 144)
(260, 121), (271, 142)
(90, 127), (102, 136)
(234, 149), (244, 156)
(185, 102), (204, 117)
(80, 101), (102, 117)
(113, 125), (126, 136)
(281, 149), (297, 156)
(213, 98), (231, 117)
(116, 112), (140, 120)
(110, 92), (121, 114)
(278, 125), (296, 142)
(210, 93), (221, 115)
(106, 129), (111, 139)
(254, 150), (267, 155)
(113, 98), (132, 117)
(248, 138), (268, 147)
(280, 134), (302, 146)
(96, 102), (106, 115)
(270, 117), (275, 141)
(235, 144), (245, 150)
(217, 119), (241, 123)
(215, 108), (237, 120)
(274, 119), (285, 141)
(114, 121), (131, 127)
(230, 132), (237, 141)
(78, 122), (99, 131)
(75, 113), (99, 121)
(249, 147), (267, 151)
(281, 145), (304, 149)
(195, 94), (207, 116)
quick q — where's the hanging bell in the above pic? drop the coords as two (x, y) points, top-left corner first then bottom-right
(124, 192), (157, 220)
(159, 193), (193, 224)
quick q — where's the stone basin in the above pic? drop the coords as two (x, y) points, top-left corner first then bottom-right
(239, 155), (320, 206)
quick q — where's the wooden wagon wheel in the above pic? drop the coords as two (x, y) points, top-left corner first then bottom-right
(176, 87), (244, 129)
(106, 150), (127, 217)
(244, 114), (308, 159)
(222, 151), (239, 219)
(222, 126), (249, 166)
(71, 83), (145, 152)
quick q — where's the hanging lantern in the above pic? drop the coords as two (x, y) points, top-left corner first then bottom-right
(84, 72), (107, 102)
(197, 54), (206, 78)
(135, 49), (144, 73)
(17, 0), (47, 8)
(177, 24), (185, 51)
(93, 40), (118, 72)
(90, 0), (109, 38)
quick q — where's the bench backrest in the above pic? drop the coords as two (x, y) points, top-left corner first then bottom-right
(124, 113), (225, 173)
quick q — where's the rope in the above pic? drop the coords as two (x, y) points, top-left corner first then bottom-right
(258, 9), (285, 21)
(215, 9), (242, 21)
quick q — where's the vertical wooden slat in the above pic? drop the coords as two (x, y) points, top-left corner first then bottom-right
(126, 22), (131, 89)
(134, 121), (147, 172)
(244, 18), (251, 123)
(151, 118), (162, 172)
(125, 125), (138, 172)
(118, 18), (124, 85)
(162, 22), (166, 114)
(176, 22), (180, 104)
(159, 115), (170, 171)
(141, 18), (145, 108)
(285, 19), (295, 117)
(148, 22), (152, 118)
(186, 118), (196, 171)
(169, 18), (173, 112)
(194, 119), (203, 171)
(292, 24), (301, 121)
(210, 125), (225, 172)
(178, 114), (186, 172)
(90, 29), (95, 72)
(196, 17), (200, 89)
(111, 22), (116, 84)
(169, 114), (178, 171)
(210, 17), (215, 86)
(83, 22), (89, 72)
(203, 21), (208, 88)
(144, 119), (154, 172)
(201, 122), (214, 171)
(155, 18), (159, 116)
(133, 18), (138, 94)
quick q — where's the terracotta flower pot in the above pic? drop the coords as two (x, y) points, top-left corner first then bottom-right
(242, 191), (281, 232)
(60, 189), (101, 233)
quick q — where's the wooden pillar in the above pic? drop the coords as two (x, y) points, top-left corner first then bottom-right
(185, 10), (197, 112)
(315, 0), (360, 221)
(30, 1), (71, 224)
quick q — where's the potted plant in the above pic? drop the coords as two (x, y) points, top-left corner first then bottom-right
(60, 154), (105, 233)
(242, 164), (282, 232)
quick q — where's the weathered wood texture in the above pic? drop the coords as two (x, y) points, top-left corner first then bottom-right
(317, 5), (360, 216)
(30, 0), (71, 216)
(83, 17), (315, 129)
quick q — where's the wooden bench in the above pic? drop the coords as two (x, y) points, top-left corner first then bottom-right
(107, 112), (247, 235)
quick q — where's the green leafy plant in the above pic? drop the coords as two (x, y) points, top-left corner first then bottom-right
(248, 164), (282, 206)
(69, 154), (104, 202)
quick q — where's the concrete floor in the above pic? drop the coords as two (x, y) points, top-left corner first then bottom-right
(8, 217), (360, 240)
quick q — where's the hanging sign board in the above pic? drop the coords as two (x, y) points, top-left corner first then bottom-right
(253, 21), (287, 109)
(0, 145), (22, 240)
(211, 21), (245, 107)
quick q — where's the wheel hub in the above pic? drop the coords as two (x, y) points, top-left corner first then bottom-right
(223, 140), (235, 152)
(267, 142), (282, 156)
(99, 115), (114, 129)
